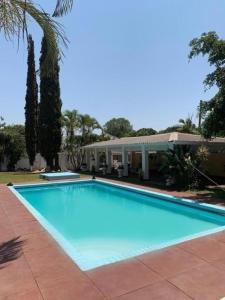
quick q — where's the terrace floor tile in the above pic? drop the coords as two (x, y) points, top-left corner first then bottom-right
(0, 224), (16, 244)
(86, 258), (162, 298)
(13, 219), (44, 236)
(178, 236), (225, 262)
(3, 288), (43, 300)
(21, 231), (56, 252)
(137, 246), (205, 278)
(0, 255), (38, 298)
(41, 279), (106, 300)
(211, 258), (225, 272)
(115, 280), (192, 300)
(168, 263), (225, 300)
(24, 245), (76, 277)
(209, 230), (225, 244)
(6, 210), (35, 224)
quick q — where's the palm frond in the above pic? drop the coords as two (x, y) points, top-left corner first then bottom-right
(53, 0), (73, 17)
(0, 0), (69, 75)
(17, 0), (68, 73)
(0, 0), (24, 40)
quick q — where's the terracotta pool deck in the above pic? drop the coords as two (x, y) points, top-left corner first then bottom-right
(1, 180), (225, 299)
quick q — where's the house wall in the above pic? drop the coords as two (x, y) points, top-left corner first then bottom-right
(131, 152), (141, 170)
(131, 152), (163, 171)
(203, 153), (225, 177)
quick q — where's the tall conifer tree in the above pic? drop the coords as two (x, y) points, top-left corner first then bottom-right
(39, 36), (62, 170)
(25, 35), (38, 169)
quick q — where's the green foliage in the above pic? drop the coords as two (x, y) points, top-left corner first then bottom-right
(25, 35), (38, 167)
(201, 91), (225, 138)
(160, 146), (194, 189)
(62, 110), (81, 170)
(197, 100), (209, 130)
(104, 118), (133, 138)
(79, 114), (102, 145)
(178, 117), (196, 133)
(189, 32), (225, 138)
(160, 145), (209, 190)
(159, 117), (197, 135)
(0, 132), (10, 167)
(134, 128), (157, 136)
(62, 110), (102, 170)
(39, 36), (62, 170)
(196, 145), (209, 163)
(158, 125), (181, 134)
(0, 125), (26, 171)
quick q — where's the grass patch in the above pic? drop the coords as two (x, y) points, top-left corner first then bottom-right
(0, 172), (42, 184)
(0, 172), (90, 185)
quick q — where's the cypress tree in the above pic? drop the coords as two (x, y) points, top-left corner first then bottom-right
(39, 36), (62, 170)
(25, 35), (38, 170)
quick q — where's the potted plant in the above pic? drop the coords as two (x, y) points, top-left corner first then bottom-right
(91, 165), (96, 179)
(138, 169), (144, 181)
(117, 165), (124, 178)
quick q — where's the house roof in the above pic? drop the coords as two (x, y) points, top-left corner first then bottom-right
(84, 132), (225, 149)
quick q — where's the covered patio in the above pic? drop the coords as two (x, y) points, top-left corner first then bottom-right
(84, 132), (225, 180)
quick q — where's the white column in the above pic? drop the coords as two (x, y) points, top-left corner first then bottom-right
(94, 148), (100, 171)
(122, 147), (128, 176)
(105, 148), (112, 174)
(142, 145), (149, 180)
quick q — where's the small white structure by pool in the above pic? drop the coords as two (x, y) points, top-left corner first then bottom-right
(40, 172), (80, 181)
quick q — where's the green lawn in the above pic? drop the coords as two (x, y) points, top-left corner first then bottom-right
(0, 172), (90, 184)
(0, 172), (42, 184)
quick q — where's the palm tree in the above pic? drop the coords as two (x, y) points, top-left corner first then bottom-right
(62, 110), (103, 170)
(178, 116), (196, 134)
(63, 109), (80, 138)
(79, 114), (102, 145)
(0, 0), (73, 73)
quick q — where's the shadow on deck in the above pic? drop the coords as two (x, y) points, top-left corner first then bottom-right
(0, 237), (24, 269)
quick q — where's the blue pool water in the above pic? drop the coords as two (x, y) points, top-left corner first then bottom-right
(14, 180), (225, 270)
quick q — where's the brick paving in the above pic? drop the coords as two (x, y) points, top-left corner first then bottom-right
(0, 180), (225, 299)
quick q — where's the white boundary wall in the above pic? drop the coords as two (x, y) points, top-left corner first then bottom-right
(0, 152), (75, 171)
(15, 153), (46, 170)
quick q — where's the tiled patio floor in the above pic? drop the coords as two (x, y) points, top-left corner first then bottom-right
(0, 180), (225, 299)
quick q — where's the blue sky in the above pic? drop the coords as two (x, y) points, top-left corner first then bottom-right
(1, 0), (224, 130)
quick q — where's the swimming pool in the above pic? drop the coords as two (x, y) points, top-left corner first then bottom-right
(12, 180), (225, 270)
